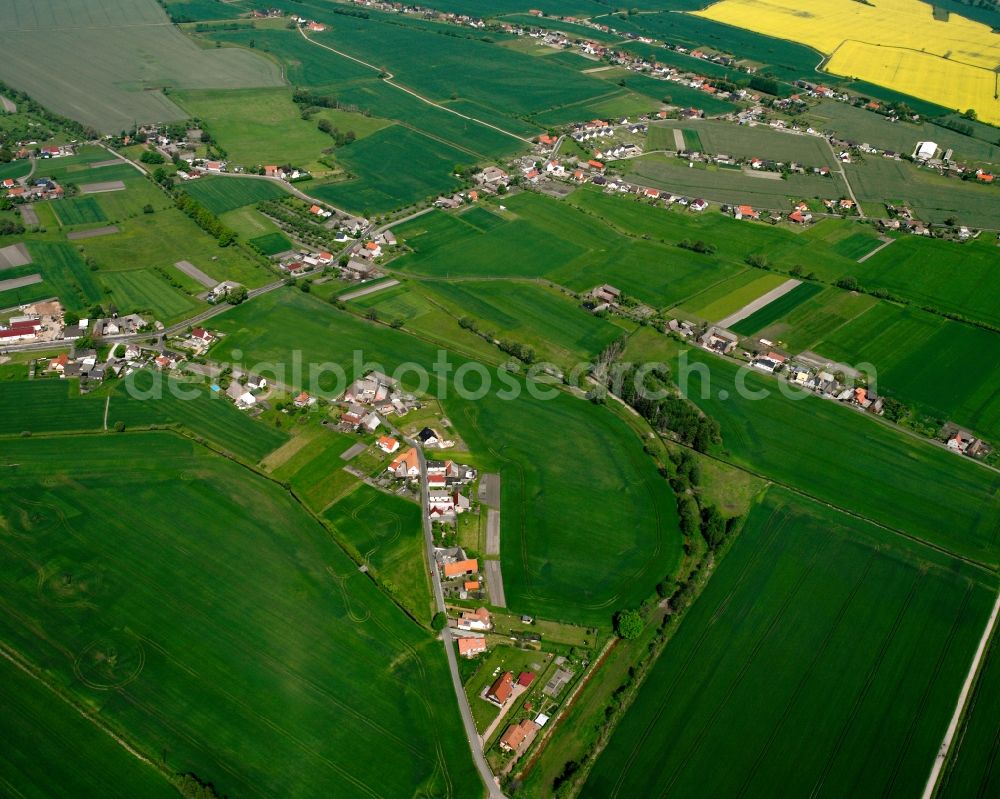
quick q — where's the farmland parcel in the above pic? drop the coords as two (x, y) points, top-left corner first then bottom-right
(582, 487), (996, 797)
(0, 0), (283, 133)
(0, 432), (480, 798)
(695, 0), (1000, 124)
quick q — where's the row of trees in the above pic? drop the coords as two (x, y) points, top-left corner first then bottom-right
(174, 194), (236, 246)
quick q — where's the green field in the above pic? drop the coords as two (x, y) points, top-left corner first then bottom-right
(0, 432), (480, 797)
(649, 119), (832, 165)
(815, 303), (1000, 441)
(394, 193), (751, 311)
(834, 234), (1000, 329)
(181, 176), (288, 215)
(683, 271), (789, 321)
(421, 278), (631, 367)
(749, 286), (877, 352)
(844, 158), (1000, 228)
(209, 289), (684, 625)
(0, 240), (104, 312)
(629, 333), (1000, 566)
(939, 630), (1000, 798)
(98, 268), (201, 323)
(583, 486), (995, 798)
(0, 0), (283, 133)
(80, 208), (272, 287)
(310, 125), (470, 214)
(53, 197), (107, 226)
(174, 87), (345, 172)
(0, 655), (177, 799)
(323, 484), (433, 623)
(627, 154), (848, 209)
(249, 230), (293, 255)
(730, 280), (824, 335)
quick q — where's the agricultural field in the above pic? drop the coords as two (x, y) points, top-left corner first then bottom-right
(209, 289), (684, 626)
(695, 0), (1000, 123)
(844, 157), (1000, 228)
(729, 281), (824, 336)
(680, 271), (789, 322)
(181, 176), (289, 215)
(52, 197), (107, 226)
(420, 278), (632, 368)
(626, 154), (849, 209)
(801, 100), (1000, 167)
(249, 231), (293, 255)
(604, 73), (737, 116)
(583, 486), (996, 798)
(174, 87), (391, 174)
(746, 286), (877, 353)
(323, 484), (433, 623)
(163, 0), (241, 22)
(814, 302), (1000, 442)
(310, 125), (470, 214)
(0, 0), (283, 133)
(0, 432), (479, 798)
(628, 332), (1000, 566)
(97, 268), (201, 323)
(938, 632), (1000, 798)
(0, 239), (103, 312)
(394, 193), (748, 310)
(825, 234), (1000, 328)
(0, 656), (177, 799)
(266, 425), (361, 509)
(647, 119), (833, 165)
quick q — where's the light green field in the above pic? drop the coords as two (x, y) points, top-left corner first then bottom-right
(682, 271), (788, 321)
(98, 268), (201, 323)
(80, 208), (272, 287)
(584, 486), (996, 798)
(647, 119), (832, 165)
(0, 0), (283, 133)
(174, 87), (348, 172)
(0, 432), (480, 798)
(751, 286), (877, 351)
(626, 154), (849, 209)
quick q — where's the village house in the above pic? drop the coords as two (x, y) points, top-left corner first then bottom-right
(499, 719), (541, 754)
(700, 327), (739, 355)
(735, 204), (759, 220)
(458, 607), (492, 631)
(486, 672), (515, 707)
(476, 166), (509, 187)
(377, 435), (400, 454)
(293, 391), (317, 408)
(457, 637), (487, 658)
(443, 558), (478, 579)
(388, 447), (421, 479)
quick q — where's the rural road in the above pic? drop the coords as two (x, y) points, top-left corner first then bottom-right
(412, 443), (506, 799)
(922, 590), (1000, 798)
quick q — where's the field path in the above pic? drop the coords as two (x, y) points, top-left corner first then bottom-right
(922, 590), (1000, 799)
(857, 238), (893, 263)
(103, 395), (110, 430)
(0, 95), (15, 113)
(338, 279), (399, 301)
(298, 28), (531, 145)
(715, 278), (800, 328)
(823, 137), (865, 218)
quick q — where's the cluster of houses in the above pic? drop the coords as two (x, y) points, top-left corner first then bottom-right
(452, 606), (492, 659)
(2, 177), (63, 203)
(340, 371), (419, 429)
(0, 303), (155, 348)
(944, 426), (989, 459)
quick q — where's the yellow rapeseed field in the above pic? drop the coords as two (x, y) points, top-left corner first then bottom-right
(694, 0), (1000, 124)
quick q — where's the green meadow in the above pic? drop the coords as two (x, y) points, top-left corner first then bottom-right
(583, 487), (995, 798)
(181, 176), (288, 215)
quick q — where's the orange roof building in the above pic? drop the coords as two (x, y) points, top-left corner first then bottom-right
(388, 447), (420, 477)
(457, 637), (487, 658)
(487, 672), (514, 705)
(443, 559), (478, 578)
(464, 580), (480, 591)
